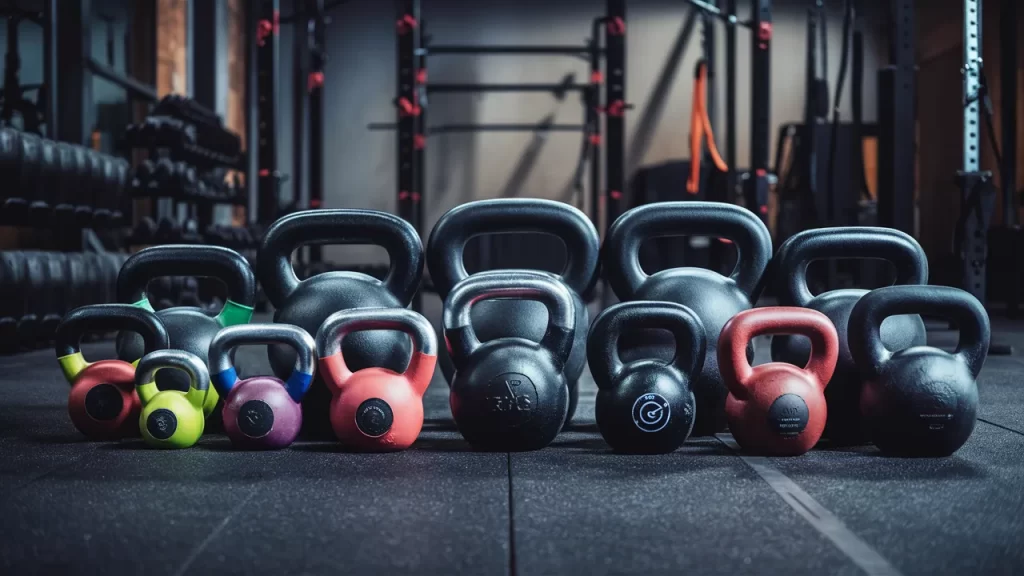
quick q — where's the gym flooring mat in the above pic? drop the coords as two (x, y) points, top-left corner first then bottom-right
(0, 299), (1022, 575)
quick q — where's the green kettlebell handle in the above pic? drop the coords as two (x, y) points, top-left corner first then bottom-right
(443, 270), (576, 369)
(136, 349), (211, 410)
(849, 285), (991, 380)
(586, 301), (707, 391)
(54, 304), (170, 383)
(603, 202), (772, 300)
(776, 227), (928, 307)
(117, 245), (257, 326)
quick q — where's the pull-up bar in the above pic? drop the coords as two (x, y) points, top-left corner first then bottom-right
(427, 83), (592, 93)
(685, 0), (752, 28)
(421, 45), (600, 56)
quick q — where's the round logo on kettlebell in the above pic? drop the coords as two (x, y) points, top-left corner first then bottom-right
(85, 384), (124, 421)
(632, 393), (671, 433)
(484, 373), (537, 427)
(147, 408), (178, 440)
(237, 400), (274, 438)
(356, 398), (393, 438)
(913, 381), (957, 431)
(768, 394), (809, 438)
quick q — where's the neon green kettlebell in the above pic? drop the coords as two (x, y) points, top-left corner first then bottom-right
(136, 350), (210, 449)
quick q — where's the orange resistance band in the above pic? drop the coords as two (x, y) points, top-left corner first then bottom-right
(687, 60), (728, 194)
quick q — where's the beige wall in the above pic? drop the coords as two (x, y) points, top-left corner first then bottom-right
(274, 0), (887, 263)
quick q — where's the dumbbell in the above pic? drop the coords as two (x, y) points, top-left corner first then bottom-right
(33, 139), (59, 225)
(91, 156), (117, 227)
(81, 252), (104, 306)
(18, 132), (45, 221)
(0, 251), (26, 352)
(64, 252), (87, 313)
(38, 253), (68, 340)
(112, 159), (131, 225)
(18, 252), (45, 347)
(52, 142), (77, 225)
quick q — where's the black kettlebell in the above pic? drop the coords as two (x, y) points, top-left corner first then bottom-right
(427, 198), (599, 425)
(588, 301), (706, 454)
(445, 271), (576, 451)
(257, 209), (423, 438)
(116, 245), (257, 420)
(603, 201), (772, 436)
(849, 285), (990, 457)
(771, 227), (929, 445)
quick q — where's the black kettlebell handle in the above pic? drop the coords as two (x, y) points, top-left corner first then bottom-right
(55, 304), (170, 357)
(849, 285), (990, 380)
(777, 227), (929, 307)
(427, 198), (600, 298)
(587, 301), (707, 391)
(443, 271), (576, 369)
(603, 202), (772, 300)
(117, 245), (257, 307)
(258, 209), (423, 306)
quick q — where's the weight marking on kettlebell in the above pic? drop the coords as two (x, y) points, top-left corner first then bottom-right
(632, 393), (671, 433)
(484, 373), (538, 424)
(356, 398), (394, 438)
(85, 384), (124, 421)
(767, 394), (809, 438)
(237, 400), (275, 438)
(147, 408), (178, 440)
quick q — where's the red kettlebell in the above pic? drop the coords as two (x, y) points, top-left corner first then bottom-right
(316, 308), (437, 451)
(720, 307), (838, 456)
(54, 304), (170, 439)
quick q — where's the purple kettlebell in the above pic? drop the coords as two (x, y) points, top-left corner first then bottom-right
(208, 324), (316, 449)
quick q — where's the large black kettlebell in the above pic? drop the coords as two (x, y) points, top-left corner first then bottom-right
(772, 227), (929, 445)
(588, 301), (706, 454)
(116, 245), (257, 419)
(603, 201), (772, 436)
(445, 271), (576, 451)
(257, 209), (423, 437)
(850, 285), (990, 457)
(427, 198), (599, 425)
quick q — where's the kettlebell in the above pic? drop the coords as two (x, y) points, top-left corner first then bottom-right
(445, 271), (575, 451)
(116, 245), (257, 419)
(771, 227), (928, 445)
(258, 210), (423, 438)
(850, 285), (990, 457)
(588, 301), (706, 454)
(136, 349), (211, 449)
(54, 304), (170, 439)
(428, 199), (600, 425)
(721, 307), (839, 456)
(208, 324), (317, 449)
(603, 201), (772, 436)
(316, 308), (437, 451)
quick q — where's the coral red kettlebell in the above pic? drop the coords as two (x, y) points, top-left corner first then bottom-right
(720, 307), (839, 456)
(316, 308), (437, 451)
(54, 304), (170, 439)
(208, 324), (317, 449)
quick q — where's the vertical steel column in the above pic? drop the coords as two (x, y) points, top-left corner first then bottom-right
(292, 0), (308, 219)
(588, 20), (603, 227)
(308, 0), (326, 262)
(604, 0), (626, 234)
(877, 0), (915, 235)
(396, 0), (420, 235)
(724, 0), (736, 202)
(255, 0), (281, 225)
(55, 0), (91, 145)
(414, 14), (426, 237)
(43, 0), (58, 138)
(702, 5), (717, 164)
(745, 0), (771, 223)
(1000, 0), (1018, 315)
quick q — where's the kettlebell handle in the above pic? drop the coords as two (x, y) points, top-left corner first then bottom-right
(443, 271), (576, 369)
(777, 227), (929, 307)
(257, 210), (423, 307)
(208, 324), (317, 402)
(316, 307), (438, 396)
(603, 202), (772, 300)
(849, 285), (990, 380)
(135, 349), (210, 410)
(586, 301), (707, 391)
(719, 307), (839, 395)
(54, 304), (170, 383)
(426, 198), (600, 298)
(117, 245), (257, 326)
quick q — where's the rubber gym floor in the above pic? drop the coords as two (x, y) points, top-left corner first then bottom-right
(1, 295), (1022, 575)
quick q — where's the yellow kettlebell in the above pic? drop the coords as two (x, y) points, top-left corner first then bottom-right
(136, 350), (210, 449)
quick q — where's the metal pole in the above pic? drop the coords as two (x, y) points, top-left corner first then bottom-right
(1000, 0), (1018, 315)
(604, 0), (626, 235)
(308, 0), (326, 262)
(745, 0), (771, 222)
(725, 0), (736, 202)
(255, 0), (281, 225)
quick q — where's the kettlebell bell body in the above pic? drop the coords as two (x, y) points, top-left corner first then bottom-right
(427, 199), (600, 425)
(317, 308), (437, 451)
(136, 350), (211, 449)
(588, 301), (707, 453)
(55, 304), (170, 439)
(771, 227), (929, 445)
(208, 324), (316, 449)
(116, 245), (257, 419)
(603, 202), (772, 436)
(721, 307), (839, 456)
(258, 210), (423, 438)
(445, 271), (576, 451)
(850, 285), (990, 457)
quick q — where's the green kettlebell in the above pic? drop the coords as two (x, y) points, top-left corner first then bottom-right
(136, 349), (210, 449)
